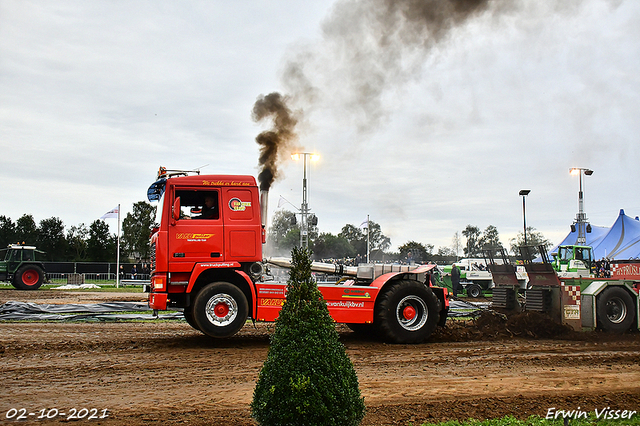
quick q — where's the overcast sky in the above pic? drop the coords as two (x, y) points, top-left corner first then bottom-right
(1, 0), (639, 253)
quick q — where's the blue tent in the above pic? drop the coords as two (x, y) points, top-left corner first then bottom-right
(550, 209), (640, 260)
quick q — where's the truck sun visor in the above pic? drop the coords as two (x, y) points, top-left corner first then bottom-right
(147, 178), (167, 202)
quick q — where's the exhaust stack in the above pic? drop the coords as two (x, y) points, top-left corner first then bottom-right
(260, 189), (269, 232)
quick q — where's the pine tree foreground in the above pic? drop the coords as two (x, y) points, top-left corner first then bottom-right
(251, 247), (366, 426)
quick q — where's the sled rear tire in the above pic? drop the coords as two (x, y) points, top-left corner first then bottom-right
(374, 280), (440, 344)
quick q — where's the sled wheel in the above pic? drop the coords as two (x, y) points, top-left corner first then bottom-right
(183, 305), (200, 331)
(13, 265), (45, 290)
(466, 284), (482, 298)
(374, 280), (440, 344)
(193, 282), (248, 338)
(596, 286), (636, 333)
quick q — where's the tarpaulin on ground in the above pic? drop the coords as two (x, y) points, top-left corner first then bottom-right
(448, 299), (488, 318)
(550, 209), (640, 260)
(0, 300), (485, 321)
(0, 301), (183, 321)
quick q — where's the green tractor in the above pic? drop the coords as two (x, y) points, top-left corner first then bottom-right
(551, 244), (593, 277)
(0, 244), (47, 290)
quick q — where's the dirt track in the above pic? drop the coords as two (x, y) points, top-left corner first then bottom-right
(1, 289), (639, 425)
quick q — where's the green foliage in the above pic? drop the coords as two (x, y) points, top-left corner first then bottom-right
(463, 225), (505, 257)
(15, 214), (38, 245)
(37, 217), (67, 261)
(66, 224), (89, 261)
(268, 210), (300, 254)
(478, 225), (503, 251)
(0, 215), (17, 248)
(398, 241), (433, 263)
(311, 232), (355, 260)
(419, 414), (640, 426)
(509, 226), (552, 259)
(251, 247), (365, 426)
(121, 201), (156, 260)
(462, 225), (481, 257)
(87, 220), (116, 261)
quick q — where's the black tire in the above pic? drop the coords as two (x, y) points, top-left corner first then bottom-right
(466, 283), (482, 298)
(12, 265), (45, 290)
(193, 282), (248, 338)
(596, 286), (636, 333)
(182, 306), (200, 331)
(374, 280), (440, 344)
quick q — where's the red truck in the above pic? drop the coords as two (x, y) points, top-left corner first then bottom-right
(146, 168), (449, 343)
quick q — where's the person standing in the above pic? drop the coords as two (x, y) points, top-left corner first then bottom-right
(451, 264), (461, 297)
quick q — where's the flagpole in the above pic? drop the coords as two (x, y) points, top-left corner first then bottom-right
(116, 203), (120, 289)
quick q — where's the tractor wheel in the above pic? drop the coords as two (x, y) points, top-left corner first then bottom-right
(374, 280), (440, 344)
(182, 306), (200, 331)
(596, 286), (636, 333)
(192, 282), (248, 338)
(13, 265), (45, 290)
(466, 283), (482, 298)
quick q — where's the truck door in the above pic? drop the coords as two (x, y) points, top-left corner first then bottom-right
(168, 188), (225, 271)
(222, 187), (261, 261)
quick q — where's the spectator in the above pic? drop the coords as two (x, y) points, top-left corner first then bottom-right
(131, 264), (138, 280)
(451, 264), (461, 297)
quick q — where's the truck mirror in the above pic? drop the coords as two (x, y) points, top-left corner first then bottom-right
(172, 197), (181, 222)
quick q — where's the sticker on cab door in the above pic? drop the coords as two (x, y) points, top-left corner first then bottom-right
(229, 198), (251, 211)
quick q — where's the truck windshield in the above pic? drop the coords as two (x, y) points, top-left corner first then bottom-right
(153, 192), (165, 228)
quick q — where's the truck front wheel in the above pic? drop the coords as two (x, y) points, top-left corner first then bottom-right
(183, 306), (200, 331)
(596, 286), (636, 333)
(374, 280), (440, 344)
(193, 282), (248, 338)
(13, 265), (45, 290)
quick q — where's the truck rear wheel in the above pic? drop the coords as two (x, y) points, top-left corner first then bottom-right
(466, 283), (482, 298)
(596, 286), (636, 333)
(13, 265), (45, 290)
(374, 280), (440, 344)
(193, 282), (248, 338)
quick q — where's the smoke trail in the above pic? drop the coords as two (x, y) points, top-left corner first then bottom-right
(254, 0), (497, 187)
(253, 92), (299, 191)
(284, 0), (496, 131)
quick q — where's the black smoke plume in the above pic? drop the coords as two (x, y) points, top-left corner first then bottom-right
(255, 0), (496, 186)
(253, 92), (298, 191)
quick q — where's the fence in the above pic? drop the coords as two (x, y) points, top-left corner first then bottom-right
(43, 262), (150, 284)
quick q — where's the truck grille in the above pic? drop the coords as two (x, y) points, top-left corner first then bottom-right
(150, 242), (156, 273)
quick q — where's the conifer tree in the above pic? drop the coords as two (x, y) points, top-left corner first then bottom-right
(251, 247), (365, 426)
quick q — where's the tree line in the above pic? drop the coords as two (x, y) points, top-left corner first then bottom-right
(1, 202), (552, 264)
(0, 202), (155, 262)
(267, 210), (552, 263)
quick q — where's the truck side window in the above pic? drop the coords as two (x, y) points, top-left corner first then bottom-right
(174, 190), (220, 220)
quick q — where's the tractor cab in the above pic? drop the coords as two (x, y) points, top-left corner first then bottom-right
(552, 245), (593, 277)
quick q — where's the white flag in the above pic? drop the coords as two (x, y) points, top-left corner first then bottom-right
(278, 196), (287, 208)
(101, 206), (119, 220)
(360, 219), (369, 228)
